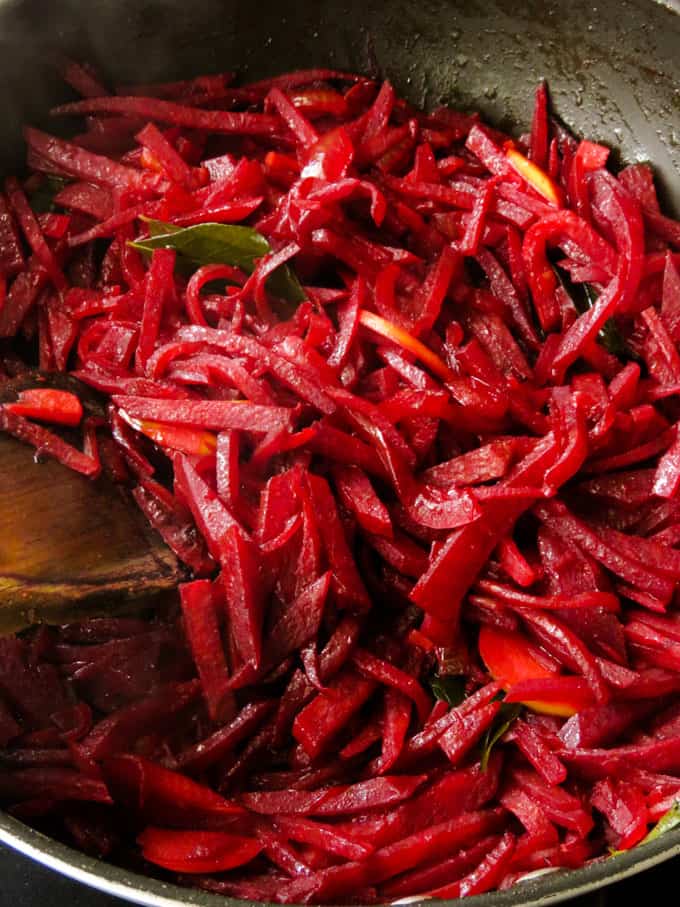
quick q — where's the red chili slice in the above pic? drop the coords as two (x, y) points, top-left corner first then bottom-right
(5, 388), (83, 427)
(138, 827), (262, 873)
(479, 626), (588, 717)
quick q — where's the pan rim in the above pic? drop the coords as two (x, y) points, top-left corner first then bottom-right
(2, 808), (680, 907)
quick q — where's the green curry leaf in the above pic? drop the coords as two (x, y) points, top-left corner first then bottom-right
(479, 702), (522, 771)
(581, 283), (632, 359)
(610, 801), (680, 857)
(430, 674), (466, 708)
(639, 802), (680, 846)
(29, 175), (69, 214)
(130, 219), (305, 303)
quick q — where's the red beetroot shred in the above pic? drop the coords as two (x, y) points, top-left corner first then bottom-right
(1, 64), (680, 903)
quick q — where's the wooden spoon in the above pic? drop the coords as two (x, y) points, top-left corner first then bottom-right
(0, 373), (182, 632)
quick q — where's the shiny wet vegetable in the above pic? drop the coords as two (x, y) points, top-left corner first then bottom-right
(0, 62), (680, 904)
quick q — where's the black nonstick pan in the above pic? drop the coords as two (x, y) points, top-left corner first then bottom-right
(0, 0), (679, 904)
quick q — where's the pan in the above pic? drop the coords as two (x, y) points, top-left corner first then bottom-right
(0, 0), (679, 904)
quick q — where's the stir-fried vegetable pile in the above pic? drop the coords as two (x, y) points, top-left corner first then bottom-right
(1, 61), (680, 902)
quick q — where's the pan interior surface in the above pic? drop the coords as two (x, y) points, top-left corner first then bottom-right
(0, 0), (679, 905)
(2, 807), (680, 907)
(0, 0), (678, 209)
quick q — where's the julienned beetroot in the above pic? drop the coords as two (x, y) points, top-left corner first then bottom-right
(1, 62), (680, 902)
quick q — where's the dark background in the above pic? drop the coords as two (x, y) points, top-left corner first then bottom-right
(0, 845), (673, 907)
